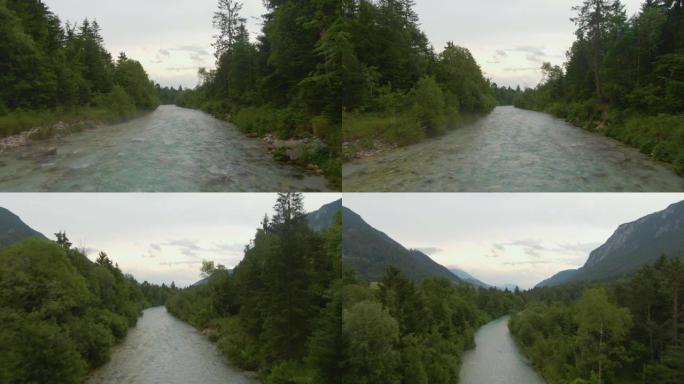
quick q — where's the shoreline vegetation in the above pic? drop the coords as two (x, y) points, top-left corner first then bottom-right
(341, 1), (496, 161)
(509, 257), (684, 384)
(161, 0), (343, 189)
(0, 234), (177, 383)
(513, 0), (684, 176)
(0, 0), (159, 145)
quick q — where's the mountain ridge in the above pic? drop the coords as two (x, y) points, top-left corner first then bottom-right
(0, 207), (47, 247)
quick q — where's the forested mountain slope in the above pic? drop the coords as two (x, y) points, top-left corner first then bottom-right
(0, 207), (46, 246)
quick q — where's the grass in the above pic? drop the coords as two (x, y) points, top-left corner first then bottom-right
(0, 105), (143, 140)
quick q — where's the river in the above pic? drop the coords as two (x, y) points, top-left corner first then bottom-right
(343, 106), (684, 191)
(460, 316), (545, 384)
(0, 105), (329, 192)
(87, 307), (258, 384)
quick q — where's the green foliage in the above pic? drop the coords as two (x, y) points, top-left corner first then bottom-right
(341, 2), (495, 155)
(514, 1), (684, 174)
(511, 257), (684, 384)
(0, 0), (158, 137)
(166, 193), (342, 381)
(0, 235), (166, 383)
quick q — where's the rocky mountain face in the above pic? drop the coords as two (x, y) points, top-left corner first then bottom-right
(537, 201), (684, 287)
(306, 199), (342, 232)
(0, 207), (46, 247)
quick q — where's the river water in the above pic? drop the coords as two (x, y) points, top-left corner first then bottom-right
(460, 316), (545, 384)
(87, 307), (258, 384)
(343, 106), (684, 191)
(0, 105), (329, 192)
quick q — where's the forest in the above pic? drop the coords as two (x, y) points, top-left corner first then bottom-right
(173, 0), (341, 187)
(0, 0), (159, 138)
(341, 0), (496, 160)
(166, 193), (524, 384)
(510, 257), (684, 384)
(0, 233), (175, 384)
(514, 0), (684, 175)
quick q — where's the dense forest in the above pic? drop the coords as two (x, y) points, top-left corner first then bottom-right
(166, 193), (344, 383)
(510, 257), (684, 384)
(514, 0), (684, 175)
(167, 193), (525, 384)
(0, 0), (159, 138)
(174, 0), (341, 187)
(341, 0), (496, 159)
(0, 232), (174, 384)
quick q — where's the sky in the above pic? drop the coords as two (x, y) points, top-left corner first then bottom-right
(44, 0), (267, 88)
(44, 0), (646, 89)
(0, 193), (340, 287)
(344, 193), (684, 289)
(415, 0), (644, 88)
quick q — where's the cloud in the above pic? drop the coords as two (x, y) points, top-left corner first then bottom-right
(495, 49), (508, 57)
(166, 67), (198, 72)
(150, 243), (162, 252)
(503, 260), (553, 266)
(415, 247), (443, 255)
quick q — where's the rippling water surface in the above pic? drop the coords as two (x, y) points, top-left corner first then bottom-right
(343, 106), (684, 191)
(0, 105), (329, 191)
(460, 316), (545, 384)
(87, 307), (258, 384)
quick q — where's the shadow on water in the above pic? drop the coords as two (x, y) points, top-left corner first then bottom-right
(343, 106), (684, 192)
(87, 307), (258, 384)
(460, 316), (545, 384)
(0, 105), (329, 192)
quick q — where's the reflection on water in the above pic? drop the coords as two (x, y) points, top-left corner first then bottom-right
(87, 307), (258, 384)
(343, 106), (684, 192)
(0, 105), (328, 192)
(460, 316), (545, 384)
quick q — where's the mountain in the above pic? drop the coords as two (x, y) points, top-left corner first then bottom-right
(307, 199), (342, 232)
(536, 269), (579, 288)
(0, 207), (47, 247)
(449, 268), (490, 288)
(537, 201), (684, 287)
(343, 207), (462, 283)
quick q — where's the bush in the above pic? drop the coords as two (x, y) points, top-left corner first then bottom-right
(232, 106), (309, 139)
(266, 361), (313, 384)
(412, 77), (447, 136)
(95, 85), (136, 120)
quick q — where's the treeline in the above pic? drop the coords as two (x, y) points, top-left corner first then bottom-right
(338, 267), (524, 383)
(510, 257), (684, 384)
(175, 0), (341, 187)
(0, 0), (159, 137)
(167, 193), (524, 383)
(166, 193), (344, 383)
(492, 84), (523, 106)
(0, 233), (172, 383)
(342, 0), (495, 158)
(514, 0), (684, 175)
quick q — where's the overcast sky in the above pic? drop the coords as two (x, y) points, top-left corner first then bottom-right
(45, 0), (267, 88)
(44, 1), (646, 88)
(344, 193), (684, 289)
(0, 193), (339, 287)
(415, 0), (644, 88)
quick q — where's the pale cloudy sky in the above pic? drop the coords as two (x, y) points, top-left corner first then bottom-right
(45, 0), (267, 88)
(415, 0), (644, 88)
(344, 193), (684, 289)
(0, 193), (340, 287)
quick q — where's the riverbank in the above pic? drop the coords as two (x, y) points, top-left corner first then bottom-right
(0, 106), (151, 152)
(88, 307), (258, 384)
(515, 101), (684, 176)
(177, 101), (341, 190)
(460, 316), (546, 384)
(342, 111), (481, 161)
